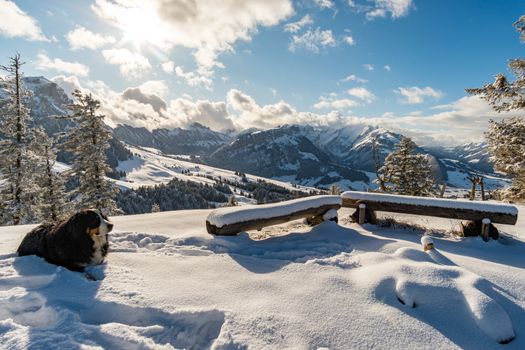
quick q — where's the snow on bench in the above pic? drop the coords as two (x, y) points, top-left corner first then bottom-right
(341, 191), (518, 240)
(206, 195), (342, 235)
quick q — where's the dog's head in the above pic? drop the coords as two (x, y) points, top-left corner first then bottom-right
(66, 209), (114, 237)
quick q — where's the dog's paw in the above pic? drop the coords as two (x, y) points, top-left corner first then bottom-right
(84, 265), (106, 281)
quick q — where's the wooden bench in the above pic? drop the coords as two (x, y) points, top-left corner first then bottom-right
(341, 191), (519, 241)
(206, 195), (342, 236)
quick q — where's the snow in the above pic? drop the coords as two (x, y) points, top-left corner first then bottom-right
(342, 191), (519, 215)
(0, 207), (524, 349)
(116, 145), (316, 195)
(207, 195), (342, 227)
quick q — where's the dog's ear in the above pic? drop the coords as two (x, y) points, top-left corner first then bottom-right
(65, 210), (100, 235)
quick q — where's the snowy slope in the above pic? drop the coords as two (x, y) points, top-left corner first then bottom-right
(116, 144), (316, 195)
(0, 207), (524, 349)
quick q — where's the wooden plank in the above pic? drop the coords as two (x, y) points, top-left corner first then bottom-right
(206, 203), (340, 236)
(342, 197), (518, 225)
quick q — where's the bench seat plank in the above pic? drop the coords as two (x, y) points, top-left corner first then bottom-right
(206, 195), (342, 235)
(341, 191), (518, 225)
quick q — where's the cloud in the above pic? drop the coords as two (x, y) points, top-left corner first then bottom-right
(92, 0), (293, 87)
(51, 75), (83, 98)
(167, 98), (234, 131)
(35, 54), (89, 77)
(0, 0), (47, 41)
(227, 89), (347, 129)
(343, 35), (355, 46)
(283, 15), (314, 33)
(314, 96), (359, 110)
(341, 74), (368, 83)
(395, 86), (443, 104)
(102, 48), (151, 78)
(66, 26), (116, 50)
(366, 0), (413, 19)
(347, 87), (375, 103)
(384, 64), (391, 71)
(313, 0), (335, 9)
(364, 63), (374, 71)
(175, 66), (213, 89)
(161, 61), (175, 74)
(289, 27), (337, 52)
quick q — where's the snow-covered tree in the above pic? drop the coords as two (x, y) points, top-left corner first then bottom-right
(61, 90), (119, 213)
(0, 54), (41, 225)
(151, 203), (160, 213)
(466, 16), (525, 201)
(33, 128), (70, 222)
(378, 137), (435, 196)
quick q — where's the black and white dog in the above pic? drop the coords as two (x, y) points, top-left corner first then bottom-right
(17, 209), (113, 271)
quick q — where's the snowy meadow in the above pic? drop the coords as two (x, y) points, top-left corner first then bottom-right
(0, 207), (524, 349)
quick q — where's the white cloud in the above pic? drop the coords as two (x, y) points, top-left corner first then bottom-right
(347, 87), (375, 103)
(102, 48), (151, 79)
(343, 35), (355, 46)
(270, 88), (278, 97)
(283, 15), (314, 33)
(35, 54), (89, 77)
(168, 98), (234, 131)
(0, 0), (47, 41)
(289, 27), (337, 52)
(341, 74), (368, 83)
(175, 66), (213, 90)
(314, 96), (359, 110)
(364, 63), (374, 71)
(227, 89), (345, 129)
(161, 61), (175, 74)
(92, 0), (293, 87)
(66, 26), (116, 50)
(137, 80), (169, 98)
(313, 0), (335, 9)
(51, 75), (83, 98)
(366, 0), (413, 20)
(395, 86), (444, 104)
(384, 64), (391, 71)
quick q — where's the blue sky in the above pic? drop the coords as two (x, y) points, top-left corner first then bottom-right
(1, 0), (524, 145)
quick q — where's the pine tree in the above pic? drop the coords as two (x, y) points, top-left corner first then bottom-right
(466, 16), (525, 201)
(32, 128), (70, 222)
(151, 203), (160, 213)
(378, 137), (435, 196)
(62, 90), (119, 213)
(0, 54), (41, 225)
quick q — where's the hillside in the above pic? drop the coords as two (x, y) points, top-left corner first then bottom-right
(0, 207), (524, 349)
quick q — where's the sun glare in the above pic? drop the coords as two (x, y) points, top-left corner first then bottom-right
(119, 4), (165, 47)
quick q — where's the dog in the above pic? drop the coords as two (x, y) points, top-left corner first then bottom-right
(17, 209), (113, 271)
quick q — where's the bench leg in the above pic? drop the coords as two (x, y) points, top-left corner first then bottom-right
(461, 220), (499, 240)
(358, 204), (366, 224)
(481, 218), (490, 242)
(351, 204), (377, 225)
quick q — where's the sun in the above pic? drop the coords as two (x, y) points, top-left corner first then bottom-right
(117, 3), (166, 48)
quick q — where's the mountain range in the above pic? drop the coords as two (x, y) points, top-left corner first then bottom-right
(3, 76), (507, 191)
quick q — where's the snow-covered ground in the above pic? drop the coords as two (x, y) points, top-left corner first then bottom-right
(116, 145), (316, 195)
(0, 206), (524, 349)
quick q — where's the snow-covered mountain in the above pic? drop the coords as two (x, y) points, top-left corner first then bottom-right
(6, 75), (509, 191)
(429, 142), (493, 173)
(207, 125), (369, 189)
(23, 76), (72, 134)
(0, 76), (132, 176)
(113, 123), (232, 155)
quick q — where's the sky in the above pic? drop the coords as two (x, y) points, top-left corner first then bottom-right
(0, 0), (524, 146)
